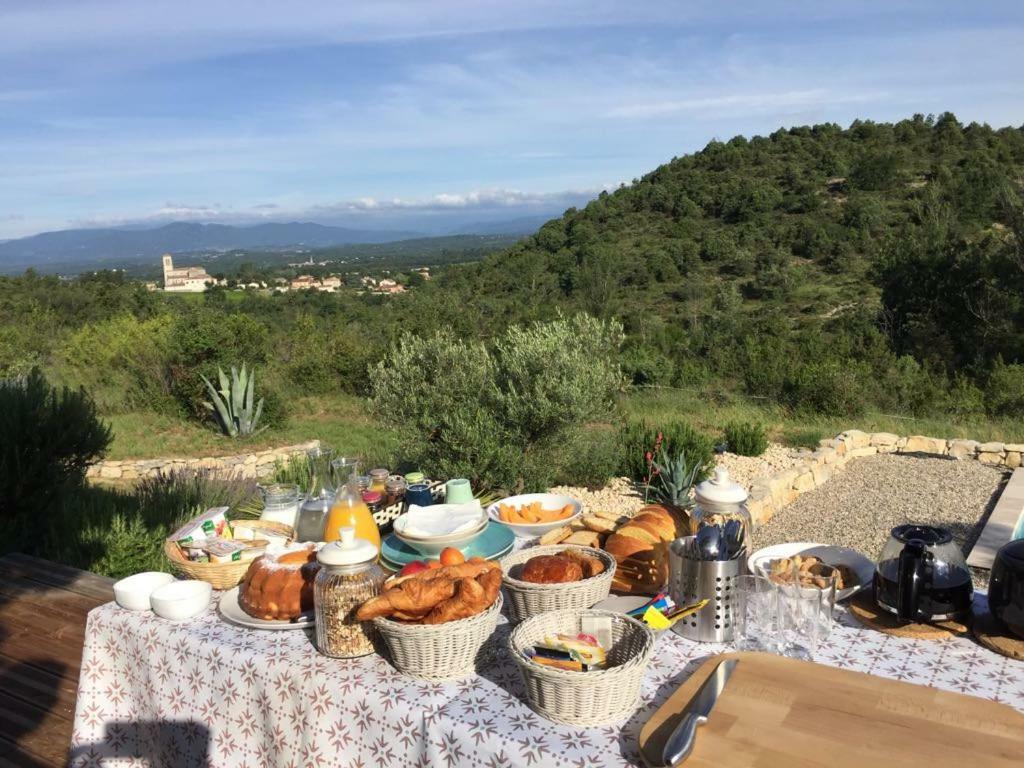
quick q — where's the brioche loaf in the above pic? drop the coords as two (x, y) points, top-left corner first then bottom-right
(602, 504), (682, 595)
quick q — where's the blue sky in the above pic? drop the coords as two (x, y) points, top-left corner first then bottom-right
(1, 1), (1023, 239)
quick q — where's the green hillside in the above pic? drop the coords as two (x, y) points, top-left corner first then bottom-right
(421, 113), (1024, 418)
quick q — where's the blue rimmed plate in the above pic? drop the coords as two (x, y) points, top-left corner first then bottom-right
(380, 520), (515, 568)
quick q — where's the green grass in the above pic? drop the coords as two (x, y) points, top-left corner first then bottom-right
(103, 386), (1022, 467)
(105, 393), (398, 461)
(622, 386), (1024, 444)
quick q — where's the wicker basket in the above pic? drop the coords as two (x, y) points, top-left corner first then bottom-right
(163, 539), (251, 589)
(373, 594), (503, 680)
(500, 545), (616, 623)
(508, 609), (655, 726)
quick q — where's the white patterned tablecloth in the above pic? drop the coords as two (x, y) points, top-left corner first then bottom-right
(70, 592), (1024, 767)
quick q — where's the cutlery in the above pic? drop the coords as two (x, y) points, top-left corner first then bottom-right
(723, 519), (744, 560)
(695, 525), (723, 561)
(662, 658), (738, 766)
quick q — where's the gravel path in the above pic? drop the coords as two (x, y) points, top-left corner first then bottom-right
(714, 442), (805, 490)
(754, 454), (1008, 587)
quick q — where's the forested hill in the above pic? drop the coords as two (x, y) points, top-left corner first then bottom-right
(424, 113), (1024, 418)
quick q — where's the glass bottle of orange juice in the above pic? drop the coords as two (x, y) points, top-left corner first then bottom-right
(324, 474), (381, 552)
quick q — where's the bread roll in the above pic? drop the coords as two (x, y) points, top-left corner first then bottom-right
(520, 555), (583, 584)
(632, 512), (676, 542)
(603, 532), (653, 561)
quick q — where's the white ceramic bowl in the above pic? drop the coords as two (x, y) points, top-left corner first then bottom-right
(486, 493), (583, 538)
(150, 579), (212, 621)
(393, 514), (488, 556)
(113, 571), (176, 611)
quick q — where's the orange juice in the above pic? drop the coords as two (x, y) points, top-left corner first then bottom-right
(325, 490), (381, 551)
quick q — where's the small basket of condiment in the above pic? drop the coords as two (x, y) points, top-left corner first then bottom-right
(508, 609), (655, 726)
(355, 560), (504, 680)
(163, 508), (292, 590)
(500, 545), (615, 623)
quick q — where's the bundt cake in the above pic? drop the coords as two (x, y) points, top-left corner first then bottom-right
(238, 545), (320, 621)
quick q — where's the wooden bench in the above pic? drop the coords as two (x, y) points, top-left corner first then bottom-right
(0, 553), (112, 768)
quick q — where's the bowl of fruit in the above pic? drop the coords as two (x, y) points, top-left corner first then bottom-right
(487, 493), (583, 538)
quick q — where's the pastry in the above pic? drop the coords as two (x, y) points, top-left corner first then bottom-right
(602, 505), (679, 595)
(539, 526), (573, 545)
(582, 515), (619, 534)
(521, 555), (584, 584)
(563, 530), (601, 548)
(557, 548), (605, 578)
(238, 544), (320, 621)
(768, 555), (847, 590)
(355, 560), (501, 624)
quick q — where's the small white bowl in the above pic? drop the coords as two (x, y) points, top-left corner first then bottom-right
(486, 493), (583, 538)
(393, 515), (488, 556)
(113, 571), (176, 611)
(150, 580), (212, 621)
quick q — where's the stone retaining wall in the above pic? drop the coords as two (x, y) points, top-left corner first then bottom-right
(747, 430), (1020, 526)
(86, 440), (320, 482)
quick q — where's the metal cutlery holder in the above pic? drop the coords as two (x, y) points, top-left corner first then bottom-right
(668, 541), (742, 643)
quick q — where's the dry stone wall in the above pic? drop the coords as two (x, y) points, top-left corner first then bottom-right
(86, 440), (320, 482)
(746, 430), (1018, 526)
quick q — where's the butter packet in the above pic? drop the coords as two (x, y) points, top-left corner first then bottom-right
(170, 507), (232, 545)
(203, 538), (248, 564)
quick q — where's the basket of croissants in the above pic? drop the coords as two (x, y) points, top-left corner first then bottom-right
(355, 558), (503, 680)
(499, 545), (616, 623)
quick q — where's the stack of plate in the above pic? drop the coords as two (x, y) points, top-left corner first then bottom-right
(380, 521), (515, 571)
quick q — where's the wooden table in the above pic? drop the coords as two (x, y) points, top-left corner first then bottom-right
(0, 554), (112, 768)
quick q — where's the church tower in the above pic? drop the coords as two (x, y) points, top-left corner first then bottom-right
(162, 254), (174, 284)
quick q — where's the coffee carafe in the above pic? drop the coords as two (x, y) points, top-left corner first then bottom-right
(874, 525), (972, 623)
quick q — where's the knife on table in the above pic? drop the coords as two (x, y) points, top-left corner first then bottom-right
(661, 659), (738, 766)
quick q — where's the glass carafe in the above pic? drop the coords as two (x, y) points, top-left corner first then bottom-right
(324, 474), (381, 552)
(874, 524), (972, 622)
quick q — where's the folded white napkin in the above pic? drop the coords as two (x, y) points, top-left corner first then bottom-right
(399, 501), (484, 537)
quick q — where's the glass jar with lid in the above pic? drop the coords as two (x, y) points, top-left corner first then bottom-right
(259, 483), (302, 529)
(314, 527), (387, 658)
(384, 475), (407, 507)
(690, 467), (753, 552)
(368, 468), (389, 493)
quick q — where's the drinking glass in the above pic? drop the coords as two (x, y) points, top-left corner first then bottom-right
(330, 457), (360, 489)
(732, 575), (778, 652)
(777, 583), (825, 660)
(306, 445), (335, 497)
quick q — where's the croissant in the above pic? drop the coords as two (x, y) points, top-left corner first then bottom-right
(422, 576), (489, 624)
(386, 560), (498, 588)
(355, 576), (457, 621)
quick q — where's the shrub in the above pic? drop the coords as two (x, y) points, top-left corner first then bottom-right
(370, 314), (623, 491)
(553, 426), (621, 489)
(985, 359), (1024, 416)
(37, 469), (260, 578)
(618, 421), (715, 484)
(0, 369), (111, 553)
(724, 421), (768, 456)
(782, 359), (868, 416)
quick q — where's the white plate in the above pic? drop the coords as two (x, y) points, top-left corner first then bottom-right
(218, 586), (315, 630)
(747, 542), (875, 601)
(486, 493), (583, 537)
(592, 594), (650, 614)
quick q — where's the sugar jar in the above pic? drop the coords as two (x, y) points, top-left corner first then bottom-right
(314, 527), (387, 658)
(259, 483), (302, 529)
(690, 467), (753, 551)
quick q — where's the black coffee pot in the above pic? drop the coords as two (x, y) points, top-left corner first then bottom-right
(874, 525), (973, 623)
(988, 539), (1024, 639)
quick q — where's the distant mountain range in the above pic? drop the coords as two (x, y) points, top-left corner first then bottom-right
(0, 217), (555, 274)
(0, 222), (424, 272)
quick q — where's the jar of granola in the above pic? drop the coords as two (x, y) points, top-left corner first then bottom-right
(314, 527), (386, 658)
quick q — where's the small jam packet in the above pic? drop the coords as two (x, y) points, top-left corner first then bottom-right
(642, 606), (673, 630)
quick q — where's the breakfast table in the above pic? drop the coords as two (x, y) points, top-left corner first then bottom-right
(69, 591), (1023, 768)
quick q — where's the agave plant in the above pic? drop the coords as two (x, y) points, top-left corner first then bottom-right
(200, 364), (265, 437)
(641, 446), (701, 509)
